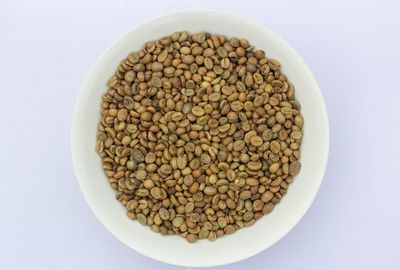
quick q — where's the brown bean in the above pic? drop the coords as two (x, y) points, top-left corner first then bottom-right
(261, 191), (274, 203)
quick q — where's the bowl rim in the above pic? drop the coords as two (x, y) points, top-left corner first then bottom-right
(71, 9), (330, 267)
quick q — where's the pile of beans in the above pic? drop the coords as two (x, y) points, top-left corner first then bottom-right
(95, 31), (303, 243)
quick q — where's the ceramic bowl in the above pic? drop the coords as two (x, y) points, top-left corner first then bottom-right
(71, 10), (329, 267)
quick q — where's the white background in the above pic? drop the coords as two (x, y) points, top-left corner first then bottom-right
(1, 0), (399, 269)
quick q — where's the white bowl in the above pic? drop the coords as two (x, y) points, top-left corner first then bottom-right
(71, 10), (329, 268)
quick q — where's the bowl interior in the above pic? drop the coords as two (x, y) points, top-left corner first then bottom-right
(72, 10), (329, 267)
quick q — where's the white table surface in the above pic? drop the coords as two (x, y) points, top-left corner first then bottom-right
(1, 0), (399, 269)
